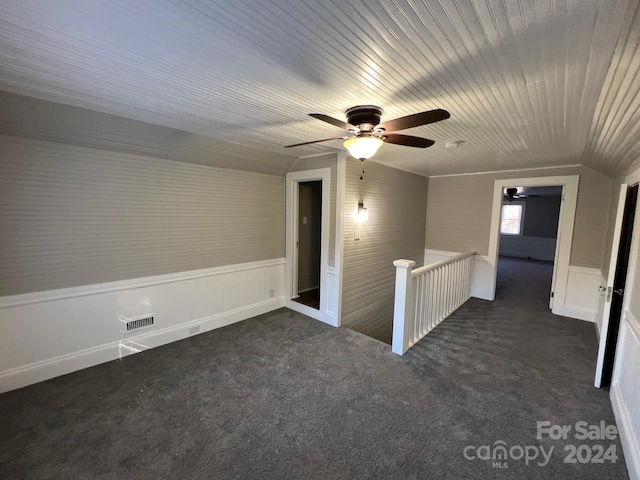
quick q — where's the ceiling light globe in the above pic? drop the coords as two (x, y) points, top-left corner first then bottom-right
(343, 137), (383, 160)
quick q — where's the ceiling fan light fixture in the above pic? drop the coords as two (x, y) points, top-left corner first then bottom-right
(343, 136), (383, 160)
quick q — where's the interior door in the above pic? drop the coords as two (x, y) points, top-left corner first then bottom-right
(549, 190), (565, 309)
(594, 184), (638, 387)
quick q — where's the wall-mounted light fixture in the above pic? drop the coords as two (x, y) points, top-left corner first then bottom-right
(356, 201), (369, 223)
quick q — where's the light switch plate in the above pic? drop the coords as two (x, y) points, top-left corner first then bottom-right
(354, 229), (360, 240)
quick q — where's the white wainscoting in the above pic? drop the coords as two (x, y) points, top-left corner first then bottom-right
(0, 258), (285, 393)
(499, 235), (557, 262)
(424, 250), (601, 321)
(610, 310), (640, 480)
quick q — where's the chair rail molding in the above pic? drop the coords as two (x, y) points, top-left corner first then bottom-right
(0, 259), (285, 393)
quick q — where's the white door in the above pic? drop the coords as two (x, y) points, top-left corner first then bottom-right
(594, 184), (628, 388)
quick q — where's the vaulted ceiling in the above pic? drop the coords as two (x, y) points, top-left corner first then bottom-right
(1, 0), (640, 177)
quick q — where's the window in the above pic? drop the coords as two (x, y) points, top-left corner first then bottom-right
(501, 203), (524, 235)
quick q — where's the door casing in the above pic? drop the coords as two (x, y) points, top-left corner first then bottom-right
(487, 175), (579, 316)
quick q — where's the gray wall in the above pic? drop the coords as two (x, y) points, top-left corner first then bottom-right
(601, 176), (624, 278)
(0, 91), (298, 176)
(0, 135), (285, 297)
(426, 166), (612, 268)
(341, 159), (428, 343)
(289, 154), (337, 267)
(520, 195), (562, 238)
(297, 181), (321, 293)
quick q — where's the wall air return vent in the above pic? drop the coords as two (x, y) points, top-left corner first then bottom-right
(121, 315), (155, 333)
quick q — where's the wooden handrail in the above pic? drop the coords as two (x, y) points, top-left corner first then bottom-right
(411, 250), (476, 277)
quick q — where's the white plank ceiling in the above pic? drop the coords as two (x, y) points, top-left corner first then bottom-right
(1, 0), (639, 177)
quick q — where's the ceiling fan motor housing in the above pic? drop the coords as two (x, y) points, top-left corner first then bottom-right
(345, 105), (383, 132)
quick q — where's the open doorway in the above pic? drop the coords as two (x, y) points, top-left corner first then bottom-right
(294, 181), (322, 309)
(496, 186), (562, 306)
(487, 175), (579, 317)
(285, 167), (334, 326)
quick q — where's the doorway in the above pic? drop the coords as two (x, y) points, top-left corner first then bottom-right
(595, 184), (639, 388)
(496, 186), (562, 306)
(285, 167), (334, 326)
(487, 175), (579, 317)
(294, 181), (322, 309)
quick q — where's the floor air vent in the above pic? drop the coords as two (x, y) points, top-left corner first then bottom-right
(125, 316), (154, 332)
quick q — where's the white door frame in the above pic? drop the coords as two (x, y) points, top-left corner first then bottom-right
(487, 175), (580, 316)
(285, 168), (334, 325)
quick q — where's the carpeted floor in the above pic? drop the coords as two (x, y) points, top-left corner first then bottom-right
(0, 257), (629, 479)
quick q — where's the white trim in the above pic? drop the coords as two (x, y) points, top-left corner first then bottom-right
(285, 167), (333, 325)
(622, 186), (640, 317)
(297, 151), (339, 159)
(488, 176), (579, 318)
(0, 296), (284, 393)
(626, 309), (640, 342)
(568, 265), (601, 275)
(610, 385), (640, 480)
(0, 258), (285, 309)
(334, 152), (347, 325)
(428, 164), (582, 179)
(625, 168), (640, 188)
(610, 310), (640, 480)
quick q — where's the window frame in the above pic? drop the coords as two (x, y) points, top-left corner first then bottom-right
(500, 201), (526, 236)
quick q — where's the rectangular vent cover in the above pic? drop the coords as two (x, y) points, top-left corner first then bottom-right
(126, 316), (154, 331)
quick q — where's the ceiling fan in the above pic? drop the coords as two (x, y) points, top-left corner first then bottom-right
(504, 187), (539, 202)
(284, 105), (450, 161)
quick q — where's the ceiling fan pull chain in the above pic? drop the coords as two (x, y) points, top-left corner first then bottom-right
(360, 162), (365, 180)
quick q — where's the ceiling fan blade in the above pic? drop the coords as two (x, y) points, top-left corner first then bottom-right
(382, 133), (435, 148)
(284, 136), (345, 148)
(379, 109), (450, 132)
(309, 113), (351, 130)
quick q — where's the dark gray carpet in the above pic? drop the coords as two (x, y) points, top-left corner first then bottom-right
(0, 257), (629, 479)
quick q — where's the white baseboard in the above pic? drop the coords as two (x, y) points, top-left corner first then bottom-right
(0, 297), (284, 394)
(0, 259), (286, 393)
(611, 384), (640, 480)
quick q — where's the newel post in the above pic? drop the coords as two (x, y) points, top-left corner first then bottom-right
(392, 259), (415, 355)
